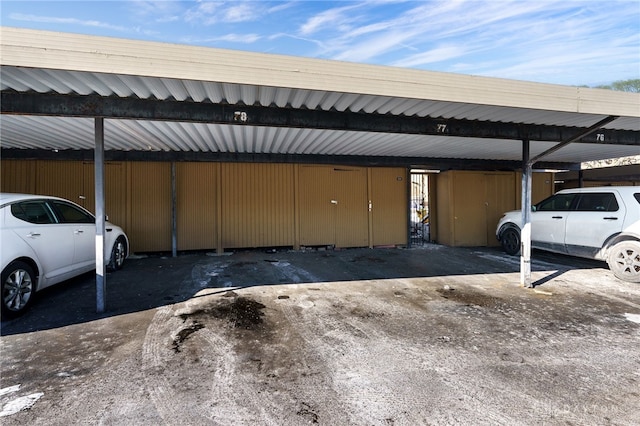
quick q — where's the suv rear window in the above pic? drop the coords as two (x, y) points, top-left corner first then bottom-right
(575, 193), (619, 212)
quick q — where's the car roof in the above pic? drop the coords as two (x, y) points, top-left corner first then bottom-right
(0, 193), (68, 205)
(557, 186), (639, 196)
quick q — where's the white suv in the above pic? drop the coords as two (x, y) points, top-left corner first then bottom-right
(496, 186), (640, 283)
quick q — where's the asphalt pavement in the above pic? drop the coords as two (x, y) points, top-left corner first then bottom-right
(1, 245), (639, 425)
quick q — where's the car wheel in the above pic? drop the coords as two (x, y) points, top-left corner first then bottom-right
(500, 227), (521, 256)
(107, 237), (126, 271)
(1, 261), (36, 319)
(607, 241), (640, 283)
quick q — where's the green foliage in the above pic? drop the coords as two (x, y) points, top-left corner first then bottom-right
(594, 79), (640, 92)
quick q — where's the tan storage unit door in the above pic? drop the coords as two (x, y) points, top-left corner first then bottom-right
(298, 165), (369, 248)
(334, 167), (369, 248)
(485, 173), (516, 247)
(298, 165), (334, 246)
(221, 163), (294, 249)
(129, 162), (172, 252)
(370, 167), (408, 246)
(451, 172), (488, 246)
(437, 171), (517, 247)
(176, 162), (219, 251)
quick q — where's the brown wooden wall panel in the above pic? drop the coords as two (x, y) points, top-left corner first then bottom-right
(129, 162), (172, 252)
(370, 167), (408, 246)
(176, 162), (218, 251)
(221, 163), (294, 248)
(1, 160), (37, 194)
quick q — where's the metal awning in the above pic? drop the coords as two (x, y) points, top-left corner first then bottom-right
(1, 27), (639, 310)
(1, 27), (638, 167)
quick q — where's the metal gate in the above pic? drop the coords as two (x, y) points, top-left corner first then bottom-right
(410, 172), (430, 246)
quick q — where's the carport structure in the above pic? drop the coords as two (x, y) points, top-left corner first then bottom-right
(1, 27), (639, 310)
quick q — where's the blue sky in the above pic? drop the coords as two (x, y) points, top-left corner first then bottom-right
(1, 0), (639, 87)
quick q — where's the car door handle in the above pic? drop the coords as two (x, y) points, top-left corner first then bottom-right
(552, 216), (563, 219)
(74, 229), (84, 234)
(26, 232), (41, 238)
(603, 217), (618, 220)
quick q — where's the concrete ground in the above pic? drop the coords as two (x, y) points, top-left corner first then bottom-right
(1, 245), (639, 425)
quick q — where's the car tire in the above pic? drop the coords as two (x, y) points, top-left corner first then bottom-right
(107, 237), (127, 271)
(1, 261), (36, 319)
(607, 241), (640, 283)
(500, 227), (521, 256)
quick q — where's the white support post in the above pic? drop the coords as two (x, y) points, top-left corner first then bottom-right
(95, 117), (106, 313)
(521, 139), (533, 288)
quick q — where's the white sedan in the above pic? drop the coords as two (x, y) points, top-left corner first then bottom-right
(1, 193), (129, 319)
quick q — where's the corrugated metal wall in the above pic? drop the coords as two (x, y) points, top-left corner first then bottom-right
(2, 159), (409, 252)
(435, 172), (453, 246)
(129, 162), (172, 252)
(81, 162), (128, 232)
(176, 162), (218, 251)
(221, 163), (295, 248)
(35, 160), (85, 204)
(485, 173), (516, 246)
(436, 170), (553, 247)
(1, 160), (36, 194)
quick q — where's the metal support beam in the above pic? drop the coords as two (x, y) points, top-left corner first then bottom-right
(521, 139), (533, 288)
(521, 115), (618, 288)
(0, 147), (581, 172)
(578, 169), (584, 188)
(2, 91), (637, 145)
(171, 162), (177, 258)
(528, 115), (620, 164)
(94, 117), (106, 313)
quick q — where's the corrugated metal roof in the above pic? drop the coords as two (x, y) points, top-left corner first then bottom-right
(2, 115), (639, 164)
(2, 65), (637, 131)
(1, 27), (639, 165)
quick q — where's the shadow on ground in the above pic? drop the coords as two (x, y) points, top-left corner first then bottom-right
(0, 245), (606, 335)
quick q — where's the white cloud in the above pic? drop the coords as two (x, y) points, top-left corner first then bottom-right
(299, 4), (363, 35)
(392, 45), (468, 68)
(9, 13), (130, 32)
(185, 1), (264, 25)
(182, 33), (262, 44)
